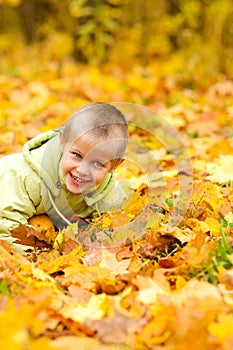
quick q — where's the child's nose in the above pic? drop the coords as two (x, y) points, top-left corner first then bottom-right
(77, 161), (90, 175)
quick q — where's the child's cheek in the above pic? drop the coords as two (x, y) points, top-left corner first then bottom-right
(97, 169), (108, 184)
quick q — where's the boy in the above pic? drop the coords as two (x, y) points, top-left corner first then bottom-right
(0, 102), (129, 253)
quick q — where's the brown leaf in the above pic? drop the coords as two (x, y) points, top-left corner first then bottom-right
(68, 285), (93, 303)
(82, 247), (103, 266)
(115, 246), (135, 261)
(10, 224), (51, 249)
(85, 312), (146, 344)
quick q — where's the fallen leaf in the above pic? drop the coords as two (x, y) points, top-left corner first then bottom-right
(58, 293), (108, 323)
(85, 311), (146, 344)
(99, 249), (131, 275)
(50, 336), (131, 350)
(206, 155), (233, 184)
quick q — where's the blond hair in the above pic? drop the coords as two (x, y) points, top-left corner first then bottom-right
(62, 102), (128, 158)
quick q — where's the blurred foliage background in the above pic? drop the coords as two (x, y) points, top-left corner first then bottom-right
(0, 0), (232, 89)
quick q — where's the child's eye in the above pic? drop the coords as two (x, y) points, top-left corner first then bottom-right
(93, 161), (104, 168)
(72, 152), (82, 159)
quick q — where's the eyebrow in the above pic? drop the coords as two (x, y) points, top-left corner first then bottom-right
(70, 145), (81, 151)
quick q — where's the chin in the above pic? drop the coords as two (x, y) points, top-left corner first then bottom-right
(67, 186), (81, 194)
(67, 182), (94, 195)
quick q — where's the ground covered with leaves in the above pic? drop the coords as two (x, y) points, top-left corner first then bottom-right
(0, 61), (233, 349)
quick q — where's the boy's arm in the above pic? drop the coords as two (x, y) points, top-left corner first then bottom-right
(0, 172), (39, 251)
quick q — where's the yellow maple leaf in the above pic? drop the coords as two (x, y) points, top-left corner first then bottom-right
(99, 249), (131, 275)
(29, 214), (56, 244)
(186, 217), (221, 237)
(206, 155), (233, 184)
(0, 300), (44, 349)
(204, 217), (221, 236)
(59, 293), (108, 323)
(123, 183), (148, 215)
(101, 215), (112, 229)
(208, 313), (233, 342)
(136, 276), (170, 305)
(191, 182), (223, 212)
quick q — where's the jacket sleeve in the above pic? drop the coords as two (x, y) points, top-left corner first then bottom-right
(0, 155), (40, 251)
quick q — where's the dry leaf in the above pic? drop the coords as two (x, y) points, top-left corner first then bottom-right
(206, 155), (233, 184)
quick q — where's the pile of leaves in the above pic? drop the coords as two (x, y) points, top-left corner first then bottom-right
(0, 67), (233, 349)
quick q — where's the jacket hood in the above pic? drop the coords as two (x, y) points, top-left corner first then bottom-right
(23, 130), (62, 196)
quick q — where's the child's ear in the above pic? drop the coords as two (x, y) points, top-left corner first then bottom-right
(59, 130), (64, 152)
(111, 158), (124, 171)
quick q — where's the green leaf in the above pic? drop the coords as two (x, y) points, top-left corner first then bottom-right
(0, 280), (11, 297)
(165, 198), (173, 207)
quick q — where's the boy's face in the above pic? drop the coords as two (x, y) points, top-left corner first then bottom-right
(60, 132), (122, 194)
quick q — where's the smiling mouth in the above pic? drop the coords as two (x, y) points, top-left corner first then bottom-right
(70, 173), (91, 184)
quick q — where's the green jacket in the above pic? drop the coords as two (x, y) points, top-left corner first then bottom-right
(0, 130), (127, 252)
